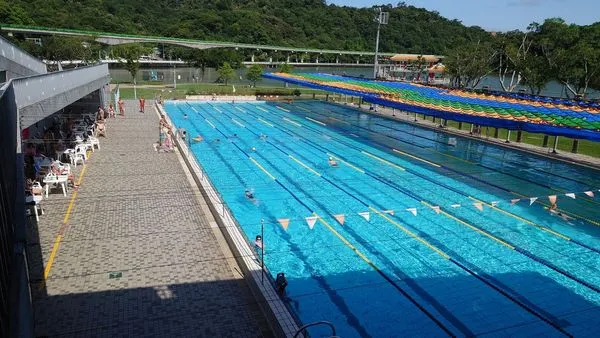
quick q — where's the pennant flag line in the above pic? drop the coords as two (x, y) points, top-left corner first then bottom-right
(565, 193), (576, 199)
(305, 216), (317, 229)
(511, 199), (520, 205)
(334, 214), (345, 225)
(491, 201), (499, 207)
(278, 218), (289, 230)
(430, 205), (441, 214)
(383, 210), (395, 215)
(473, 202), (483, 211)
(529, 197), (538, 206)
(584, 191), (595, 198)
(358, 212), (370, 221)
(548, 195), (557, 205)
(406, 208), (417, 216)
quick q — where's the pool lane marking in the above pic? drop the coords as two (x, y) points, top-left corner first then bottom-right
(326, 153), (365, 174)
(258, 118), (274, 127)
(283, 117), (302, 127)
(44, 152), (90, 282)
(249, 157), (276, 180)
(232, 118), (245, 128)
(256, 105), (269, 112)
(468, 196), (571, 241)
(289, 155), (321, 176)
(393, 148), (441, 167)
(421, 201), (515, 249)
(306, 116), (326, 126)
(205, 119), (216, 128)
(234, 106), (246, 113)
(276, 106), (290, 112)
(361, 151), (406, 171)
(314, 213), (455, 336)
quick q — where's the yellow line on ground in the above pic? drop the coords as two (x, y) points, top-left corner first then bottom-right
(43, 235), (63, 279)
(421, 201), (515, 249)
(289, 155), (321, 176)
(315, 213), (381, 270)
(305, 116), (326, 126)
(257, 118), (274, 127)
(361, 151), (405, 171)
(326, 153), (365, 173)
(276, 106), (290, 112)
(468, 196), (571, 240)
(392, 148), (441, 167)
(283, 117), (302, 127)
(250, 157), (276, 180)
(370, 207), (450, 259)
(511, 191), (600, 227)
(62, 191), (78, 224)
(232, 118), (245, 128)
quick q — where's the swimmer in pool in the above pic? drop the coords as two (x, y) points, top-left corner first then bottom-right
(245, 189), (255, 200)
(183, 113), (188, 119)
(192, 135), (203, 142)
(328, 156), (338, 167)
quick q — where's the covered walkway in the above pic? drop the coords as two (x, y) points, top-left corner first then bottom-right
(27, 101), (270, 336)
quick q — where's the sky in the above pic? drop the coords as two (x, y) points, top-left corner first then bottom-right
(328, 0), (599, 32)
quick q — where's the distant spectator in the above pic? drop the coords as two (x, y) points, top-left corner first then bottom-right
(118, 98), (125, 116)
(139, 96), (145, 113)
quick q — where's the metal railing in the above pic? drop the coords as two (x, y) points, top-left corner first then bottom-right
(293, 321), (337, 338)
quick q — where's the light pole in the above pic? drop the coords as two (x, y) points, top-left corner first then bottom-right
(373, 8), (389, 79)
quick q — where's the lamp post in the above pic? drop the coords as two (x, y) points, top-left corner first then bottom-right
(373, 8), (389, 79)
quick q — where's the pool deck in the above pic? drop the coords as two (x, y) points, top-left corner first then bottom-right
(26, 100), (271, 337)
(340, 101), (600, 170)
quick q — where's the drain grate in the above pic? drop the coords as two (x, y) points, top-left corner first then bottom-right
(108, 271), (123, 279)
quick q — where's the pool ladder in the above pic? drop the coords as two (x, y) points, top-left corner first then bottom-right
(293, 321), (337, 337)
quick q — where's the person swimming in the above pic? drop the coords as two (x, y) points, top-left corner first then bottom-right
(328, 156), (338, 167)
(245, 189), (255, 200)
(192, 135), (203, 142)
(183, 113), (188, 119)
(251, 147), (257, 152)
(259, 133), (268, 140)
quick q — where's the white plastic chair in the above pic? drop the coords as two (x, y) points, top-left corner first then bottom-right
(43, 173), (68, 198)
(88, 136), (101, 150)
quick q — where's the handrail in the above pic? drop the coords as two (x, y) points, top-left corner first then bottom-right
(293, 321), (337, 338)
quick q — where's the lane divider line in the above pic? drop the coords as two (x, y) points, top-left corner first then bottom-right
(393, 148), (441, 167)
(327, 153), (365, 174)
(306, 116), (326, 126)
(289, 155), (321, 176)
(283, 117), (302, 127)
(205, 119), (216, 128)
(361, 151), (405, 171)
(276, 106), (290, 112)
(232, 118), (245, 128)
(249, 157), (276, 180)
(258, 118), (274, 127)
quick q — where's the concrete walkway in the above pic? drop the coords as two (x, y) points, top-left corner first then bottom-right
(27, 101), (270, 337)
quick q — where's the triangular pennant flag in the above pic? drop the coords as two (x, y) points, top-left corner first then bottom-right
(383, 210), (394, 215)
(305, 216), (318, 230)
(406, 208), (417, 216)
(358, 212), (370, 221)
(548, 195), (557, 205)
(430, 205), (441, 214)
(278, 218), (289, 230)
(491, 201), (499, 207)
(529, 197), (538, 206)
(510, 199), (520, 205)
(473, 202), (483, 211)
(565, 193), (576, 199)
(451, 204), (461, 208)
(334, 214), (345, 225)
(584, 191), (595, 198)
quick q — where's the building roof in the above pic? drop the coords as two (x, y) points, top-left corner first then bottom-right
(389, 54), (441, 62)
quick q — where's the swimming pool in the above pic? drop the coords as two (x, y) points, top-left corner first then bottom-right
(164, 100), (600, 337)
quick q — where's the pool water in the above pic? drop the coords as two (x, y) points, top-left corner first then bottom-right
(165, 100), (600, 337)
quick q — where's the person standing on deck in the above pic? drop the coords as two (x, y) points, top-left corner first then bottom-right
(118, 98), (125, 116)
(139, 96), (145, 113)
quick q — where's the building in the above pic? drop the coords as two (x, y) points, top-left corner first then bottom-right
(381, 54), (448, 85)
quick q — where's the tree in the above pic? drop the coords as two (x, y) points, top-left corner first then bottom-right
(278, 62), (293, 87)
(217, 62), (234, 85)
(445, 41), (496, 89)
(245, 64), (264, 87)
(112, 43), (151, 98)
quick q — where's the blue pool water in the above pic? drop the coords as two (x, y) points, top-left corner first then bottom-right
(164, 100), (600, 337)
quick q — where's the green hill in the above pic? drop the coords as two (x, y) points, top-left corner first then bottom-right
(1, 0), (491, 54)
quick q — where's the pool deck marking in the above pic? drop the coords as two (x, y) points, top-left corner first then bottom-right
(257, 118), (274, 127)
(314, 213), (455, 336)
(249, 157), (276, 180)
(283, 117), (302, 127)
(326, 153), (365, 173)
(276, 106), (290, 112)
(422, 201), (515, 249)
(43, 152), (90, 282)
(468, 196), (571, 241)
(370, 207), (451, 259)
(232, 118), (245, 128)
(361, 151), (406, 171)
(393, 148), (441, 167)
(289, 155), (322, 176)
(306, 116), (326, 126)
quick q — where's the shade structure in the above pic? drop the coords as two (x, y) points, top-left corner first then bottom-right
(263, 72), (600, 142)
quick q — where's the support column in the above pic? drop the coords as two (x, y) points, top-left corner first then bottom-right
(571, 139), (579, 153)
(458, 122), (463, 130)
(286, 55), (290, 63)
(432, 117), (436, 124)
(505, 130), (511, 143)
(542, 135), (549, 147)
(325, 93), (329, 101)
(493, 128), (499, 138)
(469, 124), (474, 134)
(251, 54), (255, 62)
(516, 130), (523, 143)
(552, 136), (559, 153)
(316, 56), (319, 63)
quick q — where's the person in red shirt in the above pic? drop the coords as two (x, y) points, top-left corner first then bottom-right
(139, 96), (145, 113)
